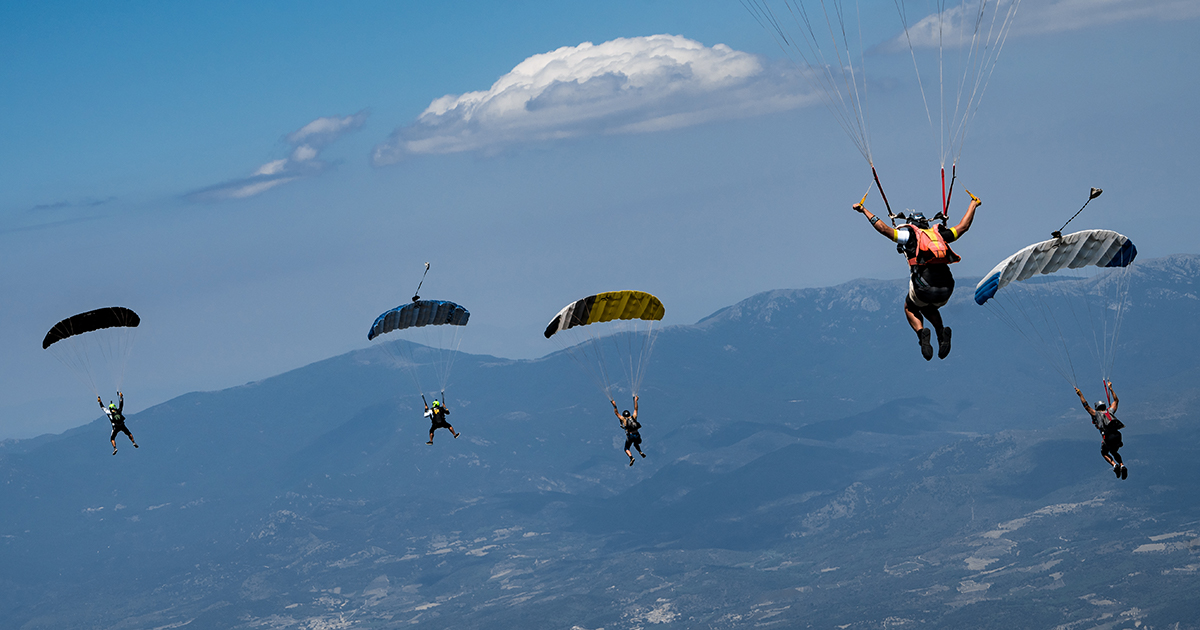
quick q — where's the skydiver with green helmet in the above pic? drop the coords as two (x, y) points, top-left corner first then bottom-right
(854, 190), (981, 360)
(98, 391), (138, 455)
(611, 395), (645, 466)
(423, 398), (459, 445)
(1075, 382), (1127, 479)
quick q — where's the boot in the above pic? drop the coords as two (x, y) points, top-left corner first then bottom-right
(917, 329), (933, 361)
(937, 327), (952, 359)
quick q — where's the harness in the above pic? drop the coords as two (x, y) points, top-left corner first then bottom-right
(1094, 410), (1124, 435)
(901, 225), (961, 266)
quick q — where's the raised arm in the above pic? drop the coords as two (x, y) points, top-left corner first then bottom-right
(97, 396), (104, 409)
(117, 392), (124, 413)
(1106, 381), (1118, 414)
(952, 191), (982, 236)
(1074, 387), (1094, 416)
(611, 399), (622, 421)
(854, 203), (896, 240)
(631, 395), (639, 421)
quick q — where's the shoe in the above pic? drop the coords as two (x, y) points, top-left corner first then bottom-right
(453, 432), (460, 439)
(629, 457), (636, 467)
(112, 448), (118, 456)
(1113, 464), (1122, 478)
(937, 327), (952, 360)
(640, 451), (647, 458)
(426, 440), (433, 445)
(133, 443), (139, 448)
(917, 329), (933, 361)
(1121, 465), (1128, 480)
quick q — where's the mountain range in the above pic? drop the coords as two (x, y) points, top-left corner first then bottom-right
(2, 254), (1198, 629)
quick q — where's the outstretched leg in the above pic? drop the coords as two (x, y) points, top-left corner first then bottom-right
(110, 428), (119, 455)
(427, 429), (434, 445)
(446, 424), (460, 439)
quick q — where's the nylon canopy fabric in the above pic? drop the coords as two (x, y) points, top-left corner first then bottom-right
(974, 230), (1137, 305)
(543, 291), (665, 339)
(43, 307), (140, 350)
(367, 300), (469, 341)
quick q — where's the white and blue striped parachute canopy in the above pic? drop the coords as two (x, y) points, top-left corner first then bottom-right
(974, 230), (1136, 305)
(367, 300), (469, 341)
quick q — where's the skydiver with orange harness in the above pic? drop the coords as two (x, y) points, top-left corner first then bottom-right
(854, 190), (981, 360)
(1075, 381), (1127, 479)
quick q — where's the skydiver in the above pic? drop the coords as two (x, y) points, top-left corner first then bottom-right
(854, 192), (981, 360)
(611, 395), (646, 466)
(1075, 382), (1127, 479)
(423, 399), (459, 445)
(98, 391), (137, 455)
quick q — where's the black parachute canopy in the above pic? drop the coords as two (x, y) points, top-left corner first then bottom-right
(43, 307), (140, 349)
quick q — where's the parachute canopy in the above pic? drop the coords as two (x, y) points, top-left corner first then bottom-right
(43, 307), (140, 350)
(544, 291), (665, 339)
(975, 230), (1137, 305)
(973, 229), (1136, 387)
(367, 300), (469, 341)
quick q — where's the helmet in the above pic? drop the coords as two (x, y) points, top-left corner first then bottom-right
(1095, 401), (1107, 411)
(622, 410), (631, 418)
(108, 403), (117, 410)
(432, 400), (441, 408)
(908, 212), (930, 229)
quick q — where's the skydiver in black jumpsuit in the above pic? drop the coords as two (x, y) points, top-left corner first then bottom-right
(424, 399), (459, 444)
(99, 391), (138, 455)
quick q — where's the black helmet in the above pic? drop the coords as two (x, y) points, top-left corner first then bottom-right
(622, 410), (631, 418)
(908, 212), (930, 229)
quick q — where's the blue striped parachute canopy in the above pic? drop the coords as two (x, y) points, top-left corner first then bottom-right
(974, 230), (1137, 306)
(367, 300), (469, 341)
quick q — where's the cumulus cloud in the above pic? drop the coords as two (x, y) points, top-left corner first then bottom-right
(886, 0), (1200, 51)
(188, 111), (368, 202)
(372, 34), (812, 164)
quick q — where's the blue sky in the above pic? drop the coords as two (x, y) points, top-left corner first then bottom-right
(3, 0), (1199, 438)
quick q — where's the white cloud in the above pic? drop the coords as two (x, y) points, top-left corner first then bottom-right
(188, 111), (368, 202)
(372, 34), (812, 164)
(888, 0), (1200, 51)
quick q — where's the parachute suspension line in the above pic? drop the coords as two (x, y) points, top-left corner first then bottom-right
(741, 0), (873, 163)
(828, 0), (873, 162)
(988, 285), (1080, 387)
(894, 0), (1022, 167)
(948, 0), (1023, 166)
(589, 326), (619, 400)
(894, 0), (936, 143)
(630, 320), (659, 396)
(1104, 266), (1133, 381)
